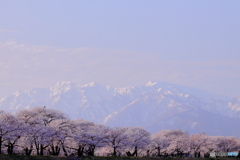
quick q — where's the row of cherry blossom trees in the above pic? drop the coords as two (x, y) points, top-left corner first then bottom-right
(0, 107), (240, 157)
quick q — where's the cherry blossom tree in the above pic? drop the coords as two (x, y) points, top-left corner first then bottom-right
(202, 135), (218, 157)
(84, 124), (109, 156)
(150, 131), (170, 157)
(1, 107), (240, 158)
(157, 130), (189, 157)
(16, 109), (39, 125)
(17, 127), (35, 155)
(47, 119), (75, 156)
(30, 107), (67, 126)
(105, 127), (128, 156)
(0, 111), (24, 154)
(70, 119), (96, 156)
(16, 107), (68, 156)
(215, 136), (240, 152)
(4, 120), (25, 155)
(124, 127), (150, 157)
(32, 125), (55, 155)
(187, 133), (207, 157)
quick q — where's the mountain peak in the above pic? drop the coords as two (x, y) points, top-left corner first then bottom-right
(12, 91), (21, 97)
(81, 82), (113, 92)
(0, 81), (240, 136)
(82, 82), (99, 87)
(50, 81), (77, 95)
(144, 81), (159, 87)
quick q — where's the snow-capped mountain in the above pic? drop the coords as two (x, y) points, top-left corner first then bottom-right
(1, 81), (240, 136)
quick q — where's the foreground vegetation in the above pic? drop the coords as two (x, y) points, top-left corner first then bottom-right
(0, 155), (240, 160)
(1, 107), (240, 158)
(0, 154), (66, 160)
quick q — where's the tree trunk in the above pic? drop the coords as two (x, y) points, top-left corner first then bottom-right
(62, 145), (68, 157)
(7, 143), (14, 155)
(113, 147), (117, 156)
(86, 145), (95, 156)
(40, 144), (44, 155)
(126, 151), (131, 156)
(0, 137), (2, 154)
(49, 145), (61, 156)
(146, 150), (150, 157)
(134, 146), (138, 157)
(157, 148), (161, 156)
(77, 146), (85, 157)
(24, 147), (33, 156)
(34, 140), (40, 155)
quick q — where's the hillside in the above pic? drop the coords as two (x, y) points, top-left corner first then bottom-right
(0, 81), (240, 136)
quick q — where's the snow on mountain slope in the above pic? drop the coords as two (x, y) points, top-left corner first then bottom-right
(103, 91), (240, 136)
(0, 81), (240, 136)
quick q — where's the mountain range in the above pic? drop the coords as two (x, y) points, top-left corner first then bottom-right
(0, 81), (240, 136)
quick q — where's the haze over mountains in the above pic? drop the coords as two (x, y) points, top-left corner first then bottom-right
(1, 81), (240, 137)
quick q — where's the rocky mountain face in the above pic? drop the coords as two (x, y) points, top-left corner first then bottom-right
(1, 81), (240, 136)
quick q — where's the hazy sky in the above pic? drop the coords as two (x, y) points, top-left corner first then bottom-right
(0, 1), (240, 98)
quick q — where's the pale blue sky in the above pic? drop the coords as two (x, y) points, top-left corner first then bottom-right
(0, 1), (240, 98)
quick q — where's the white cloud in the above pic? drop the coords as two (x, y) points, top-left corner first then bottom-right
(0, 29), (19, 33)
(0, 40), (240, 98)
